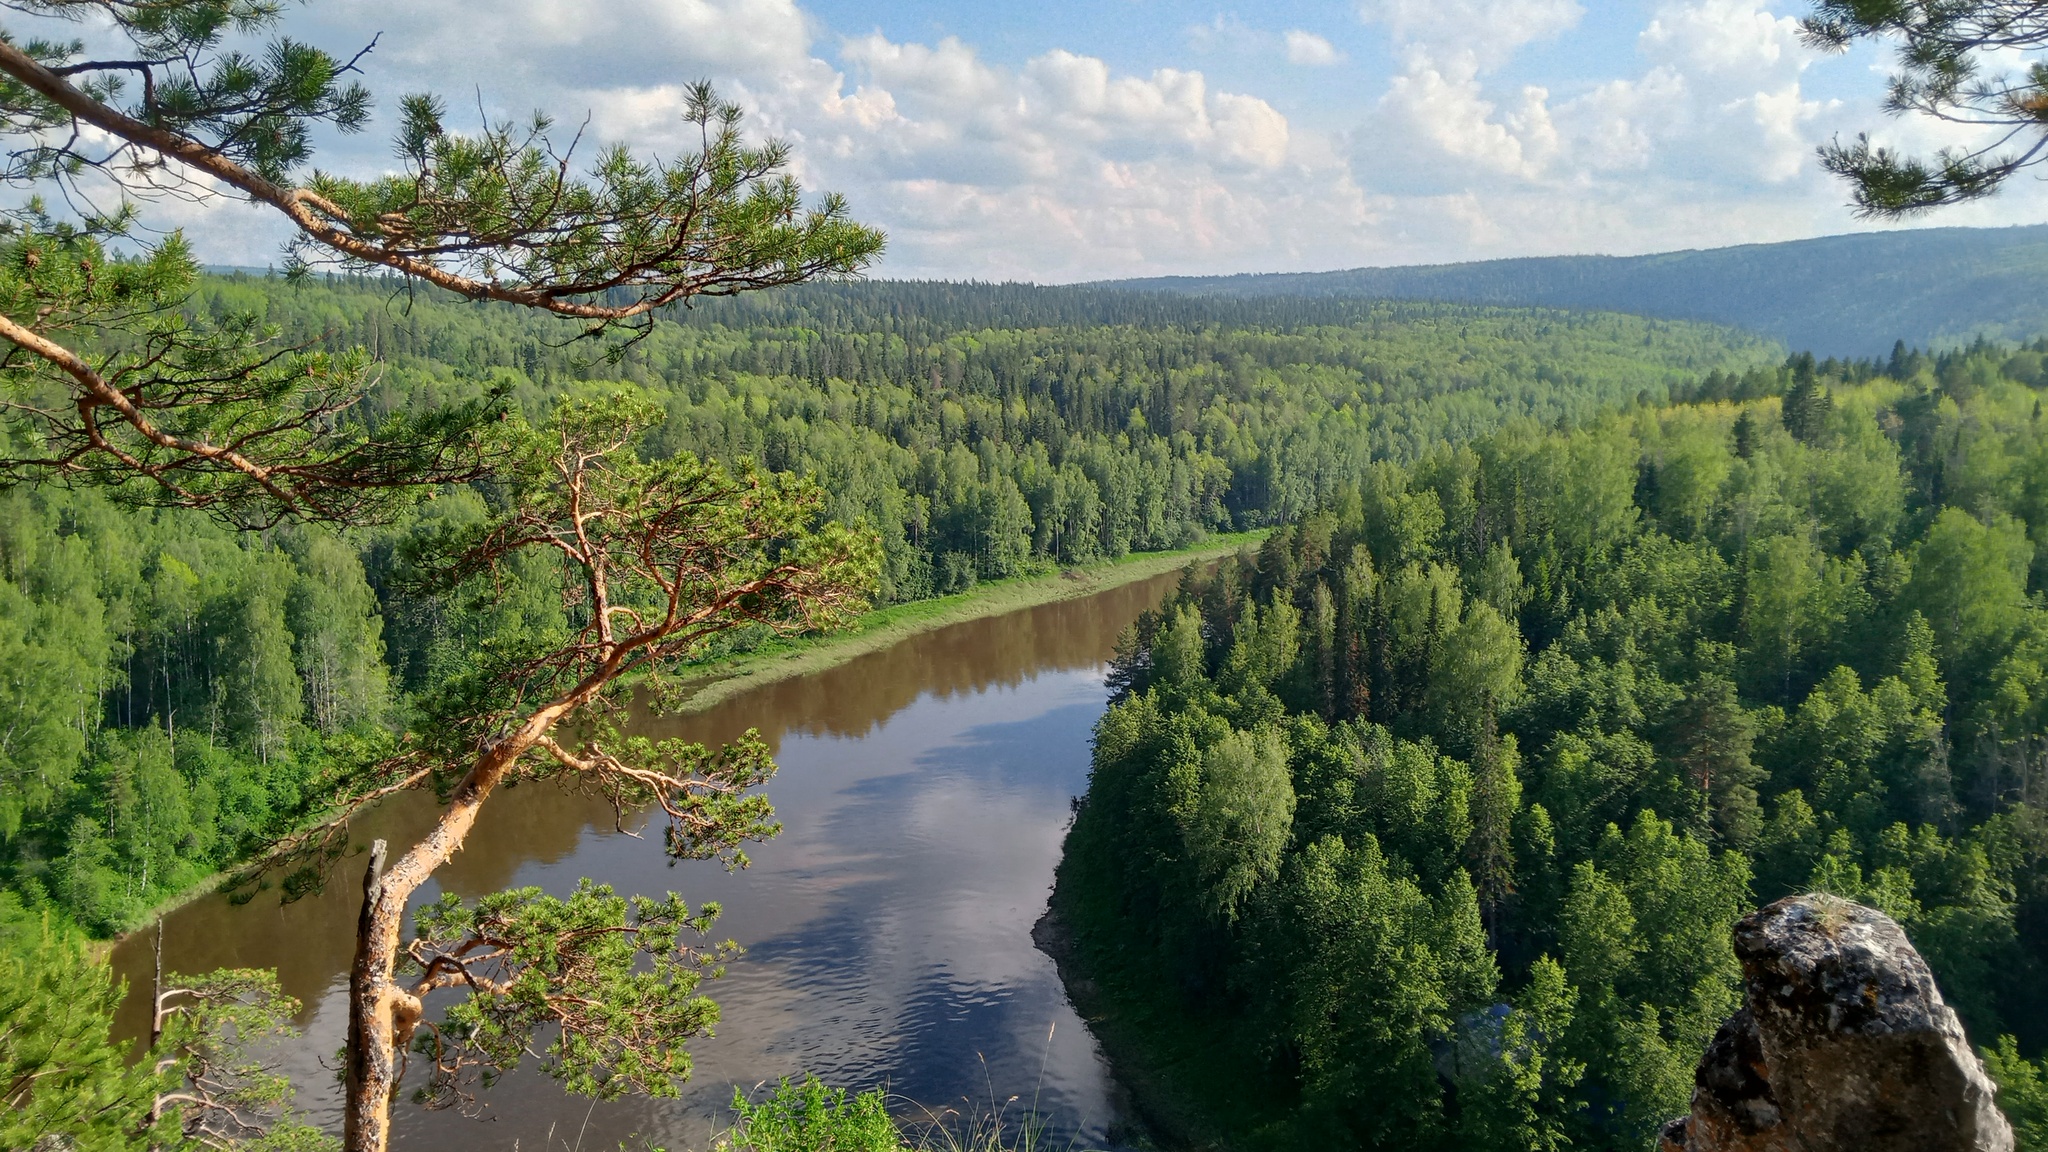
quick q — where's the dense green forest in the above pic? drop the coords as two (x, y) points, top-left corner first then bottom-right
(15, 266), (2048, 1151)
(1054, 336), (2048, 1150)
(0, 275), (1763, 937)
(1114, 224), (2048, 359)
(206, 273), (1766, 599)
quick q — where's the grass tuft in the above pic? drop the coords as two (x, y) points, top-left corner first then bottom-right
(715, 1029), (1109, 1152)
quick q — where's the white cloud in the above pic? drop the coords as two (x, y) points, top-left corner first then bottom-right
(1357, 0), (1583, 70)
(1347, 0), (1583, 195)
(551, 17), (1323, 277)
(1640, 0), (1803, 82)
(1341, 0), (1900, 255)
(1550, 68), (1686, 175)
(346, 0), (819, 87)
(1185, 14), (1253, 54)
(1284, 30), (1343, 67)
(137, 0), (1361, 279)
(810, 38), (1313, 273)
(1367, 55), (1555, 184)
(1619, 0), (1829, 185)
(58, 0), (2048, 281)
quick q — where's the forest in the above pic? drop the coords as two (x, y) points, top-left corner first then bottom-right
(14, 0), (2048, 1142)
(0, 275), (1765, 937)
(7, 271), (2048, 1151)
(1113, 224), (2048, 359)
(207, 274), (1765, 599)
(1053, 336), (2048, 1150)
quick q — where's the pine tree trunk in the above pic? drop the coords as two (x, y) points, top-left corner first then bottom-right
(342, 839), (397, 1152)
(340, 709), (564, 1152)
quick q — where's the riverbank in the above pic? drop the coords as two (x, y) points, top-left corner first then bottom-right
(666, 533), (1266, 716)
(1033, 904), (1225, 1152)
(113, 549), (1207, 1145)
(103, 534), (1263, 945)
(1041, 788), (1316, 1152)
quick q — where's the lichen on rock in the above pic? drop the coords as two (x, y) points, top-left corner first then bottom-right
(1661, 893), (2013, 1152)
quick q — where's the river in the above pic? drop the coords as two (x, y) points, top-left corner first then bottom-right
(110, 570), (1183, 1151)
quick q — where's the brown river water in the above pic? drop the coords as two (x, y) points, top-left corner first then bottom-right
(110, 571), (1184, 1151)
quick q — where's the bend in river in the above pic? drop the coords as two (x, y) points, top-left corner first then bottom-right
(112, 570), (1185, 1151)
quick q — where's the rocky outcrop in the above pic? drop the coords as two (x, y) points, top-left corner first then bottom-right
(1660, 894), (2013, 1152)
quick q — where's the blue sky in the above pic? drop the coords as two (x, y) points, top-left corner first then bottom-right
(87, 0), (2048, 281)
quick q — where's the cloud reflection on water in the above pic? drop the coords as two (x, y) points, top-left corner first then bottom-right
(110, 571), (1187, 1150)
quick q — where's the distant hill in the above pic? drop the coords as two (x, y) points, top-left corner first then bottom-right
(1105, 225), (2048, 358)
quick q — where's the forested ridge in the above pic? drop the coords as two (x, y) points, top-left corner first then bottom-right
(1110, 224), (2048, 359)
(0, 275), (1764, 938)
(1054, 336), (2048, 1150)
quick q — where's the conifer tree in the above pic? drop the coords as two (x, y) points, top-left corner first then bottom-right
(0, 915), (163, 1151)
(1467, 717), (1522, 934)
(1692, 688), (1765, 843)
(1805, 0), (2048, 213)
(0, 2), (883, 525)
(255, 395), (879, 1152)
(0, 8), (884, 1149)
(0, 906), (323, 1151)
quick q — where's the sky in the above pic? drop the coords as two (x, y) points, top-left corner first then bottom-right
(61, 0), (2048, 281)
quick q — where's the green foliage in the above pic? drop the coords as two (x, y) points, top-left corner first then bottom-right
(0, 486), (395, 934)
(171, 272), (1763, 606)
(0, 225), (503, 526)
(0, 381), (883, 936)
(1263, 834), (1496, 1146)
(1058, 341), (2048, 1149)
(154, 966), (333, 1150)
(0, 265), (2018, 1145)
(718, 1077), (906, 1152)
(301, 82), (885, 318)
(1662, 674), (1764, 846)
(0, 1), (884, 519)
(1801, 0), (2048, 215)
(268, 393), (887, 1138)
(0, 899), (329, 1152)
(1450, 957), (1582, 1152)
(409, 880), (731, 1104)
(1988, 1034), (2048, 1151)
(0, 0), (371, 187)
(1178, 725), (1296, 922)
(283, 529), (390, 733)
(0, 905), (163, 1151)
(392, 394), (880, 805)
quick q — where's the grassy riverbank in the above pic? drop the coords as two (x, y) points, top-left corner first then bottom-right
(669, 532), (1266, 716)
(104, 533), (1263, 943)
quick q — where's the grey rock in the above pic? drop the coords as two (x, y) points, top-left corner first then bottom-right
(1661, 893), (2013, 1152)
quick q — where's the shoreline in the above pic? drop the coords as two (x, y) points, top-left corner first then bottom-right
(105, 533), (1265, 945)
(663, 533), (1265, 717)
(1032, 902), (1222, 1152)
